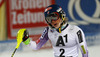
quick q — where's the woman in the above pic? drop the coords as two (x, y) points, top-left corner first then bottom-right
(19, 4), (88, 57)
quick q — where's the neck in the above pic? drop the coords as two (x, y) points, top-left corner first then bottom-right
(57, 23), (68, 33)
(61, 23), (67, 29)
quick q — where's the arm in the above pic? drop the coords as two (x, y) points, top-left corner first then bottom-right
(76, 29), (88, 57)
(23, 27), (49, 50)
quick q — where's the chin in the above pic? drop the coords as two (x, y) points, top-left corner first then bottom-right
(53, 23), (61, 29)
(54, 26), (60, 29)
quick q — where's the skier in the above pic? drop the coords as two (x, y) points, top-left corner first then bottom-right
(19, 4), (88, 57)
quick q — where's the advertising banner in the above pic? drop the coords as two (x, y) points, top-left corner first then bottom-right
(56, 0), (100, 46)
(0, 1), (6, 41)
(6, 0), (55, 39)
(0, 0), (4, 7)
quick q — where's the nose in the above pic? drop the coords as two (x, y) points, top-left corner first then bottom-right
(51, 20), (57, 25)
(51, 20), (55, 23)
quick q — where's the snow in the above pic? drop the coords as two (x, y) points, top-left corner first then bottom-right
(0, 45), (100, 57)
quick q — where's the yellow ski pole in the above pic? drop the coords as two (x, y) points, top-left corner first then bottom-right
(11, 29), (26, 57)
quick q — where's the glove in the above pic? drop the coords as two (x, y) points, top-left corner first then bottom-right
(22, 29), (30, 45)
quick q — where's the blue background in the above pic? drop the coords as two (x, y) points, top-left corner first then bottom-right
(55, 0), (100, 46)
(55, 0), (100, 33)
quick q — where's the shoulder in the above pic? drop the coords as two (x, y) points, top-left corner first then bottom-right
(68, 24), (82, 33)
(42, 26), (49, 33)
(40, 27), (49, 39)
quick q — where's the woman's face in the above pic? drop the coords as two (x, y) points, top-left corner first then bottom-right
(51, 17), (62, 29)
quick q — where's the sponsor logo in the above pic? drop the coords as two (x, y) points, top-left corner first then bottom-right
(68, 0), (100, 25)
